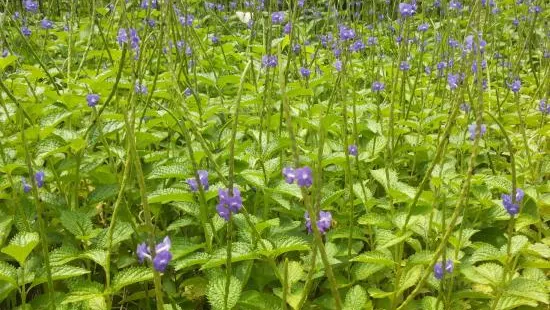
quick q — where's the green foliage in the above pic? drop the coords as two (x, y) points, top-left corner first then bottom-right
(1, 232), (39, 265)
(207, 275), (242, 310)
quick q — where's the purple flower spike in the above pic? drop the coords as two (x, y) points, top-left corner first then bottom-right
(87, 94), (100, 107)
(117, 28), (128, 47)
(21, 26), (32, 37)
(508, 79), (521, 93)
(434, 262), (444, 280)
(135, 82), (147, 94)
(24, 0), (39, 13)
(348, 145), (358, 156)
(295, 166), (313, 188)
(198, 170), (209, 190)
(460, 103), (471, 112)
(445, 259), (454, 273)
(418, 23), (429, 32)
(187, 178), (198, 192)
(335, 60), (342, 72)
(217, 188), (243, 221)
(262, 55), (278, 68)
(284, 22), (292, 35)
(400, 61), (410, 71)
(35, 171), (45, 188)
(41, 19), (54, 29)
(399, 3), (415, 17)
(300, 67), (311, 78)
(539, 98), (550, 114)
(305, 210), (332, 234)
(372, 81), (385, 92)
(271, 12), (285, 24)
(502, 188), (524, 216)
(283, 167), (295, 184)
(468, 123), (487, 140)
(447, 73), (459, 90)
(136, 243), (151, 263)
(153, 251), (172, 272)
(137, 236), (172, 272)
(22, 177), (32, 193)
(316, 211), (332, 234)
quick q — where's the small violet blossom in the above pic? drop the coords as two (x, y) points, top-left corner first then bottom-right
(136, 236), (173, 272)
(502, 188), (524, 216)
(87, 94), (100, 107)
(305, 210), (332, 234)
(348, 145), (358, 156)
(187, 170), (209, 192)
(468, 123), (487, 140)
(35, 171), (45, 188)
(217, 188), (243, 221)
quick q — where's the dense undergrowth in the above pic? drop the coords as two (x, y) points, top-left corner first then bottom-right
(0, 0), (549, 309)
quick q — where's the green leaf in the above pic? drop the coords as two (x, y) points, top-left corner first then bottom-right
(506, 277), (549, 304)
(148, 188), (195, 204)
(351, 250), (394, 267)
(1, 232), (39, 265)
(60, 210), (99, 241)
(207, 275), (242, 310)
(0, 55), (18, 71)
(0, 261), (17, 287)
(261, 236), (309, 258)
(470, 243), (503, 263)
(95, 221), (134, 249)
(495, 296), (538, 310)
(80, 249), (108, 268)
(398, 265), (423, 293)
(343, 285), (369, 310)
(240, 169), (265, 188)
(111, 267), (154, 293)
(237, 290), (283, 310)
(147, 165), (189, 180)
(32, 265), (90, 287)
(507, 235), (528, 256)
(202, 243), (259, 269)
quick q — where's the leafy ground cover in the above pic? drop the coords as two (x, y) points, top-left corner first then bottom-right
(0, 0), (549, 309)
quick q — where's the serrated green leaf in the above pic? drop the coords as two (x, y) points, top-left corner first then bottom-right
(148, 188), (195, 204)
(207, 275), (242, 310)
(351, 250), (394, 267)
(261, 236), (309, 258)
(398, 265), (423, 293)
(343, 285), (369, 310)
(147, 165), (190, 180)
(60, 210), (99, 241)
(111, 267), (154, 293)
(1, 232), (39, 265)
(240, 169), (265, 188)
(0, 261), (17, 287)
(32, 265), (90, 287)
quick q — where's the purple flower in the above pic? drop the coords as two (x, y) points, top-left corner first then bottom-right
(424, 66), (431, 75)
(464, 35), (487, 53)
(292, 44), (301, 54)
(400, 61), (410, 71)
(262, 55), (278, 68)
(283, 167), (295, 184)
(371, 81), (385, 92)
(460, 103), (470, 112)
(317, 211), (332, 234)
(300, 67), (311, 78)
(502, 188), (524, 216)
(184, 87), (192, 97)
(295, 166), (312, 188)
(22, 177), (32, 193)
(187, 170), (209, 192)
(434, 262), (444, 279)
(136, 236), (172, 272)
(21, 26), (32, 37)
(298, 0), (305, 7)
(135, 82), (147, 94)
(367, 37), (378, 46)
(35, 171), (45, 188)
(40, 19), (53, 29)
(339, 26), (356, 41)
(86, 94), (100, 107)
(136, 243), (151, 263)
(468, 123), (487, 140)
(304, 210), (332, 234)
(508, 78), (521, 93)
(283, 22), (292, 35)
(445, 259), (454, 273)
(2, 49), (8, 57)
(348, 145), (358, 156)
(335, 60), (342, 72)
(399, 3), (415, 17)
(211, 35), (219, 44)
(271, 12), (285, 24)
(539, 98), (550, 114)
(449, 0), (462, 10)
(153, 251), (172, 272)
(117, 28), (128, 47)
(24, 0), (39, 13)
(418, 23), (429, 32)
(217, 188), (243, 221)
(140, 0), (158, 9)
(178, 14), (194, 26)
(350, 40), (365, 52)
(447, 73), (459, 90)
